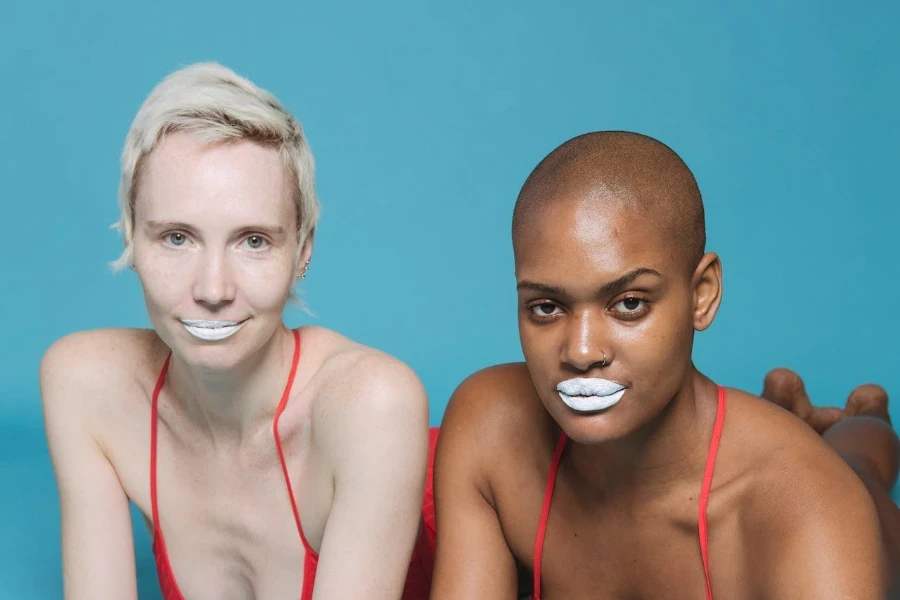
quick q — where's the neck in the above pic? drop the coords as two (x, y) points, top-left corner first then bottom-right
(166, 325), (297, 444)
(566, 369), (720, 501)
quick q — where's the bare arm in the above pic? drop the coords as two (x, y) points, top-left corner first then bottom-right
(311, 356), (429, 600)
(40, 335), (138, 600)
(430, 378), (519, 599)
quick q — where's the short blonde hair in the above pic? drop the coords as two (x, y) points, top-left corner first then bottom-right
(111, 62), (319, 271)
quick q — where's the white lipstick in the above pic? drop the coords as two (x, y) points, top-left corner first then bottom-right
(180, 320), (245, 341)
(557, 378), (627, 413)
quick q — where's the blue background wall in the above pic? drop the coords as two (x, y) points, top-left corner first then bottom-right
(1, 1), (897, 596)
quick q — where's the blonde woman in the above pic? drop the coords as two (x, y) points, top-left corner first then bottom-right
(41, 63), (435, 600)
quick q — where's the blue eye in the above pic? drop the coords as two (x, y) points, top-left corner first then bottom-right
(244, 235), (268, 250)
(164, 232), (188, 247)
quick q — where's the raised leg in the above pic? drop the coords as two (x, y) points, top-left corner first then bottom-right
(762, 368), (900, 597)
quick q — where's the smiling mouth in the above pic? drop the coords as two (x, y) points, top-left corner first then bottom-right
(180, 319), (247, 341)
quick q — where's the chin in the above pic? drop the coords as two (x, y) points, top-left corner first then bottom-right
(164, 324), (251, 370)
(548, 401), (640, 445)
(178, 342), (247, 372)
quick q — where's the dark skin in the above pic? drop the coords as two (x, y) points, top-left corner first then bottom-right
(431, 132), (884, 599)
(761, 368), (900, 598)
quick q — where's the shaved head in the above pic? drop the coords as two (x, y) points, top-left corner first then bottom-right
(512, 131), (706, 271)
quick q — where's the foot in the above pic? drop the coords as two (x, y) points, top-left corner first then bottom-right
(762, 368), (891, 428)
(761, 368), (897, 490)
(761, 368), (847, 433)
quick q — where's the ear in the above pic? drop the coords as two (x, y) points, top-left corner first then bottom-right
(296, 228), (316, 279)
(692, 252), (722, 331)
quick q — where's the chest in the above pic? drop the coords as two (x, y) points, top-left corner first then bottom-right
(498, 466), (750, 599)
(112, 408), (332, 599)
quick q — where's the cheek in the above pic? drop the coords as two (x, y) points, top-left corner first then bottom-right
(137, 261), (186, 310)
(519, 325), (558, 380)
(617, 309), (691, 370)
(234, 258), (295, 305)
(519, 321), (544, 359)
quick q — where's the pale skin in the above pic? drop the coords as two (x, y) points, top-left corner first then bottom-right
(41, 132), (430, 600)
(431, 192), (884, 598)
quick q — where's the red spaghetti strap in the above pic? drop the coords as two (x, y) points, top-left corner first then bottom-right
(698, 385), (727, 600)
(150, 353), (172, 531)
(272, 329), (310, 549)
(150, 352), (185, 600)
(150, 331), (312, 600)
(532, 431), (568, 600)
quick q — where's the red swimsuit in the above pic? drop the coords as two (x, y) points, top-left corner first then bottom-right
(531, 385), (728, 600)
(150, 329), (437, 599)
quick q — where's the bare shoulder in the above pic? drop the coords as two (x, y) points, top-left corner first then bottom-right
(40, 328), (164, 421)
(720, 388), (880, 549)
(445, 362), (549, 438)
(439, 363), (555, 477)
(302, 326), (428, 439)
(723, 386), (868, 488)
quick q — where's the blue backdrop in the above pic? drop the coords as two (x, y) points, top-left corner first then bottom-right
(1, 1), (897, 597)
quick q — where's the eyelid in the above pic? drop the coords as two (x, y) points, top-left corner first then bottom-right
(609, 296), (651, 319)
(526, 298), (559, 308)
(162, 230), (192, 245)
(610, 292), (649, 304)
(240, 233), (271, 249)
(527, 299), (565, 318)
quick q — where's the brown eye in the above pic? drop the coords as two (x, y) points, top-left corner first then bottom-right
(622, 298), (641, 311)
(612, 297), (647, 314)
(531, 303), (561, 317)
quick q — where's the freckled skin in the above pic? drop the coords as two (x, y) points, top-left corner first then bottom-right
(40, 131), (430, 600)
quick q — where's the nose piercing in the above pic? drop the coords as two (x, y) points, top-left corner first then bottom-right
(600, 351), (608, 367)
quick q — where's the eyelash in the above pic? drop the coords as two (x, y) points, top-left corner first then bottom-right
(162, 231), (191, 248)
(160, 232), (271, 250)
(527, 301), (563, 321)
(525, 295), (651, 323)
(241, 234), (271, 251)
(610, 295), (651, 320)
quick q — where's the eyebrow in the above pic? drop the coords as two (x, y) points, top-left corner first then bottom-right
(516, 267), (663, 297)
(145, 221), (286, 236)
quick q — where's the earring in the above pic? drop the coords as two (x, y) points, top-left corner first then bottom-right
(299, 260), (310, 280)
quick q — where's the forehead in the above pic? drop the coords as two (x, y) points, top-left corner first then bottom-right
(514, 193), (679, 285)
(135, 131), (292, 225)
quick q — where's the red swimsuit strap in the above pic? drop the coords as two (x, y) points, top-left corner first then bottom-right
(531, 385), (727, 600)
(532, 430), (569, 598)
(150, 352), (172, 530)
(698, 385), (727, 600)
(150, 330), (308, 600)
(272, 329), (313, 551)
